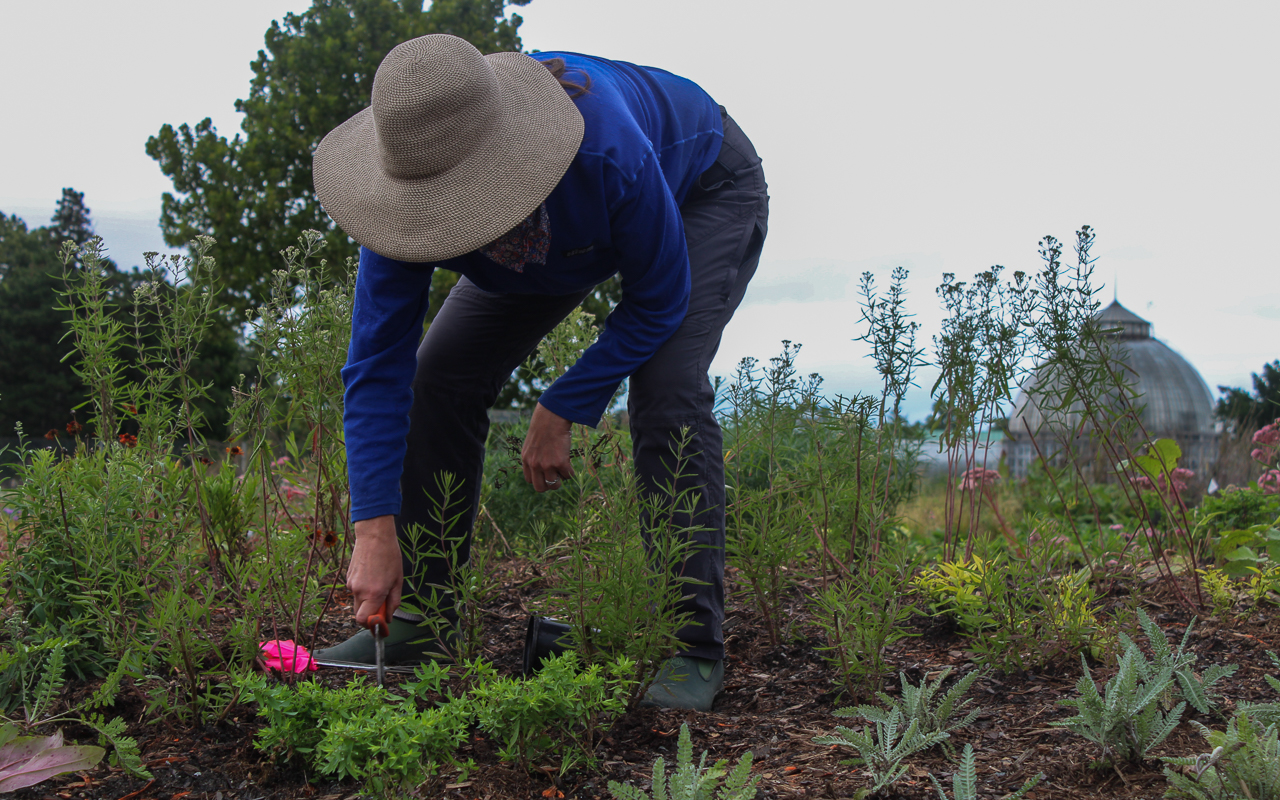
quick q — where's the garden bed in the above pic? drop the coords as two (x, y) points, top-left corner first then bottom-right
(12, 561), (1278, 800)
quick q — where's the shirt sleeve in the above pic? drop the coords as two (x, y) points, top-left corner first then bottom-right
(342, 246), (435, 522)
(536, 149), (691, 425)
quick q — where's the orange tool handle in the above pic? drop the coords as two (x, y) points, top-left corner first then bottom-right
(368, 601), (389, 639)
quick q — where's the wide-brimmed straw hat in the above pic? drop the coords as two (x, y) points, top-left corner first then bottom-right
(313, 34), (584, 263)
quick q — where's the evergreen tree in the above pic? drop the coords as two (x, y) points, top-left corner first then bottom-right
(0, 211), (81, 437)
(49, 188), (95, 248)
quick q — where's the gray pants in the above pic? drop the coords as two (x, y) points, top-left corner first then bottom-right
(397, 111), (769, 660)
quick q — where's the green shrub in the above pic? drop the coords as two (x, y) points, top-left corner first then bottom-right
(239, 673), (471, 790)
(470, 651), (635, 772)
(812, 563), (919, 697)
(1199, 487), (1280, 538)
(913, 556), (1106, 672)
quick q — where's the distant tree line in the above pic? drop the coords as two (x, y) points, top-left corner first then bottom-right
(0, 189), (246, 439)
(1218, 361), (1280, 433)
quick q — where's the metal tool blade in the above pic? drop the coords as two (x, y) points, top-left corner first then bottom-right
(369, 599), (389, 689)
(375, 632), (386, 688)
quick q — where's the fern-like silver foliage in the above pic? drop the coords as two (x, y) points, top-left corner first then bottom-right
(1162, 714), (1280, 800)
(1122, 608), (1238, 715)
(1053, 648), (1185, 764)
(838, 667), (982, 740)
(929, 744), (1044, 800)
(607, 723), (758, 800)
(814, 707), (949, 796)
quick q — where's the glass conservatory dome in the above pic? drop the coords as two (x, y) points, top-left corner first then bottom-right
(1003, 300), (1218, 478)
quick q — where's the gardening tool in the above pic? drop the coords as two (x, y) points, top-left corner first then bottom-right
(369, 600), (388, 688)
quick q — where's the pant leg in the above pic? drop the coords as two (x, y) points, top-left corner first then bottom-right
(628, 111), (769, 660)
(397, 279), (588, 602)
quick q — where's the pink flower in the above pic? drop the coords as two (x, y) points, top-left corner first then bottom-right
(1253, 424), (1280, 446)
(961, 468), (1002, 492)
(1109, 524), (1126, 531)
(1259, 470), (1280, 496)
(1134, 468), (1195, 498)
(1253, 448), (1270, 464)
(260, 640), (318, 673)
(272, 456), (290, 468)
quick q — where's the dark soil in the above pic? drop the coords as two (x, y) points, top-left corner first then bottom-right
(12, 561), (1279, 800)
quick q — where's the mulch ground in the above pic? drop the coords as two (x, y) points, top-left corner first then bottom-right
(12, 560), (1280, 800)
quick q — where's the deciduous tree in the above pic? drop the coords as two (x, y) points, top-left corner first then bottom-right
(1218, 360), (1280, 431)
(146, 0), (532, 321)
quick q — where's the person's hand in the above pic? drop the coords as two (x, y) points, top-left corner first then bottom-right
(522, 402), (574, 492)
(347, 515), (403, 627)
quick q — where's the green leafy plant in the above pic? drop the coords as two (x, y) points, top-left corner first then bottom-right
(1199, 487), (1280, 538)
(1053, 647), (1185, 765)
(540, 426), (708, 701)
(913, 556), (1001, 632)
(1162, 714), (1280, 800)
(812, 562), (919, 697)
(1211, 514), (1280, 579)
(928, 743), (1043, 800)
(840, 667), (982, 744)
(913, 554), (1106, 672)
(1196, 568), (1237, 619)
(469, 651), (635, 773)
(607, 722), (758, 800)
(314, 695), (474, 791)
(814, 707), (949, 797)
(239, 672), (472, 791)
(142, 582), (254, 725)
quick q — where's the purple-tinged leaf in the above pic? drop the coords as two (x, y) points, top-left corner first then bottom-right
(0, 725), (105, 792)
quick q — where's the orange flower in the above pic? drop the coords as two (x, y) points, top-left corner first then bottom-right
(322, 531), (338, 548)
(118, 433), (138, 448)
(44, 429), (58, 440)
(125, 403), (138, 414)
(197, 456), (212, 465)
(66, 420), (83, 435)
(226, 446), (244, 456)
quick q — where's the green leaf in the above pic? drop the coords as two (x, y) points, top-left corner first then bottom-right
(1149, 438), (1182, 470)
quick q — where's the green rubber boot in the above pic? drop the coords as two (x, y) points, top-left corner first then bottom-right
(313, 617), (456, 672)
(639, 656), (724, 711)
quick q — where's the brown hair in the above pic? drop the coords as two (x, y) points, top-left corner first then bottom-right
(542, 57), (592, 99)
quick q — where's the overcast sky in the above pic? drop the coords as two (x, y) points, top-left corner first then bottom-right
(2, 1), (1277, 420)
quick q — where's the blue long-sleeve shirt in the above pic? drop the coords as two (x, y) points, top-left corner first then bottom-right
(341, 52), (723, 521)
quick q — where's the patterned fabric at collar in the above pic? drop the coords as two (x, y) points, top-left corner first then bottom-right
(478, 203), (551, 272)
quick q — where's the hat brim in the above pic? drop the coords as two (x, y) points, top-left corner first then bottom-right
(313, 51), (584, 263)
